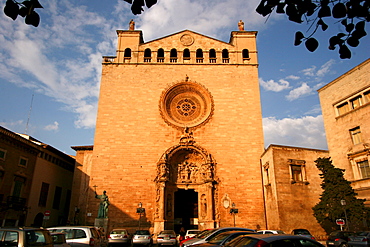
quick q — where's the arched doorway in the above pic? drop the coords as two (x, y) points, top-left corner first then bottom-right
(154, 135), (218, 233)
(174, 189), (198, 232)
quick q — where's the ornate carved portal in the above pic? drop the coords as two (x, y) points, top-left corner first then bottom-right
(154, 138), (218, 232)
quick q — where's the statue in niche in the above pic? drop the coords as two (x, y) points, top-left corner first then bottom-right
(177, 157), (198, 182)
(200, 163), (213, 181)
(201, 194), (207, 219)
(158, 163), (169, 181)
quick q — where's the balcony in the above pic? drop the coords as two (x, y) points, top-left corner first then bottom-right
(7, 196), (26, 210)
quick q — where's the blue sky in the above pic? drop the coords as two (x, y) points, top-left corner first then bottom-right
(0, 0), (369, 155)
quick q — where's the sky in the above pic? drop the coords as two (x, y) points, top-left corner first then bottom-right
(0, 0), (369, 155)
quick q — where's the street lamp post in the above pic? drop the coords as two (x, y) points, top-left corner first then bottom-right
(137, 202), (145, 230)
(229, 203), (238, 227)
(341, 199), (349, 231)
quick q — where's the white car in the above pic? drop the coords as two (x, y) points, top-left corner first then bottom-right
(257, 230), (285, 234)
(185, 230), (201, 239)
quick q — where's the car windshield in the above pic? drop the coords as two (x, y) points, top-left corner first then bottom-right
(159, 231), (175, 235)
(188, 231), (199, 235)
(197, 229), (217, 239)
(111, 230), (127, 234)
(208, 232), (231, 244)
(357, 232), (370, 236)
(135, 230), (150, 235)
(295, 230), (310, 235)
(26, 230), (53, 246)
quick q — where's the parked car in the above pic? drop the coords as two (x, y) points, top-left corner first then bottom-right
(348, 231), (370, 247)
(182, 227), (255, 247)
(185, 230), (201, 239)
(0, 227), (53, 247)
(108, 229), (131, 246)
(291, 229), (316, 240)
(222, 234), (325, 247)
(48, 226), (102, 247)
(257, 230), (285, 235)
(157, 230), (177, 246)
(193, 231), (256, 247)
(326, 231), (355, 247)
(180, 230), (212, 247)
(132, 230), (152, 246)
(51, 232), (72, 247)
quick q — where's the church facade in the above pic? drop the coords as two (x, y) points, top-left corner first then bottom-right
(78, 26), (266, 233)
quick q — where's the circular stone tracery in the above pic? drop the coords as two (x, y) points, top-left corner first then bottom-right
(160, 80), (214, 129)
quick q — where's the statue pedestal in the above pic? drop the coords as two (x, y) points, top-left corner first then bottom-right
(95, 218), (108, 233)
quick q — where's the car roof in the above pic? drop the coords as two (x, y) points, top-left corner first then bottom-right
(238, 234), (318, 241)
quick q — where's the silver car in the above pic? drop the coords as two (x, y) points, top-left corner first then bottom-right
(156, 230), (177, 246)
(48, 226), (102, 247)
(348, 231), (370, 247)
(108, 229), (131, 246)
(132, 230), (152, 246)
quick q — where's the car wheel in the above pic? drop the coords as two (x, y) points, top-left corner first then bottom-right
(340, 243), (348, 247)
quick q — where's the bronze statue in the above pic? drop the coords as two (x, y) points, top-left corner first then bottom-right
(95, 190), (110, 218)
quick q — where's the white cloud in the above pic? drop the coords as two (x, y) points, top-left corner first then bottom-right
(300, 59), (336, 78)
(317, 59), (336, 77)
(263, 115), (327, 150)
(301, 66), (317, 77)
(259, 78), (291, 92)
(286, 83), (313, 101)
(138, 0), (271, 41)
(286, 75), (300, 80)
(44, 122), (59, 131)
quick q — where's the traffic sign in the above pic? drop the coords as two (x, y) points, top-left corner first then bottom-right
(336, 219), (345, 225)
(44, 210), (51, 216)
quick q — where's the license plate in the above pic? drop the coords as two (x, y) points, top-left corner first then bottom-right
(328, 242), (334, 245)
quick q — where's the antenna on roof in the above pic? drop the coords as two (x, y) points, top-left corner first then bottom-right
(25, 94), (34, 134)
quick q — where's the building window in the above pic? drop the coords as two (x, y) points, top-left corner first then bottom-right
(337, 102), (349, 115)
(196, 49), (203, 63)
(222, 49), (229, 63)
(144, 48), (151, 62)
(350, 126), (363, 145)
(157, 48), (164, 62)
(263, 162), (270, 186)
(12, 177), (26, 197)
(291, 165), (303, 182)
(0, 148), (6, 161)
(358, 160), (370, 179)
(209, 49), (216, 63)
(124, 48), (131, 58)
(19, 157), (28, 167)
(38, 182), (50, 207)
(288, 159), (308, 184)
(183, 49), (190, 60)
(53, 186), (62, 209)
(170, 49), (177, 63)
(350, 96), (362, 109)
(242, 49), (249, 59)
(364, 90), (370, 103)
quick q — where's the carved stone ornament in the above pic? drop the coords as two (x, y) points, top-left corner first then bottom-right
(180, 34), (194, 46)
(159, 77), (214, 129)
(155, 143), (217, 185)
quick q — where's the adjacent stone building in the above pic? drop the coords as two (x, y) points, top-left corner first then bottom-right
(318, 58), (370, 206)
(81, 27), (266, 233)
(260, 145), (329, 237)
(0, 126), (75, 227)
